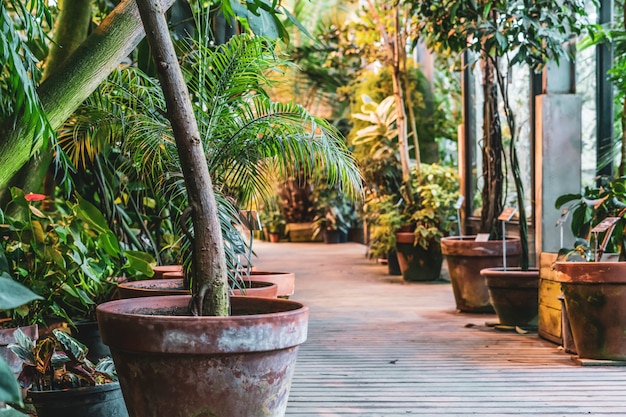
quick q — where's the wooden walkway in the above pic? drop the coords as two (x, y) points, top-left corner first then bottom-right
(251, 241), (626, 417)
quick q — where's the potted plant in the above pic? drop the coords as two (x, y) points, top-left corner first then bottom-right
(364, 163), (459, 282)
(553, 176), (626, 360)
(258, 197), (286, 243)
(9, 327), (127, 417)
(95, 11), (362, 415)
(417, 0), (591, 314)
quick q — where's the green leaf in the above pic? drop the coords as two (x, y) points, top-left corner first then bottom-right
(554, 193), (581, 209)
(0, 275), (42, 310)
(0, 357), (21, 405)
(247, 7), (279, 39)
(280, 6), (313, 41)
(124, 250), (156, 277)
(98, 230), (121, 258)
(75, 195), (109, 234)
(53, 329), (88, 364)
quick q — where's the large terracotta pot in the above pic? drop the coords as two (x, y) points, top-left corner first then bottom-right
(441, 236), (521, 313)
(395, 232), (442, 282)
(554, 261), (626, 360)
(97, 295), (308, 417)
(480, 267), (539, 327)
(117, 278), (278, 299)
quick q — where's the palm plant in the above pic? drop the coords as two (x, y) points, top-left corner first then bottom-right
(62, 34), (362, 306)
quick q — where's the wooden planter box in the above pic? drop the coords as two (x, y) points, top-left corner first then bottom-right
(538, 252), (562, 345)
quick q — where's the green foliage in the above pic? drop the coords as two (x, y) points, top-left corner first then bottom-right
(347, 65), (450, 164)
(350, 94), (403, 198)
(9, 328), (116, 391)
(64, 34), (362, 288)
(311, 180), (356, 239)
(0, 0), (54, 147)
(0, 359), (22, 411)
(258, 196), (286, 235)
(363, 194), (405, 259)
(556, 176), (626, 260)
(416, 0), (590, 71)
(408, 164), (460, 249)
(364, 163), (459, 257)
(0, 188), (155, 325)
(0, 274), (42, 310)
(416, 0), (592, 270)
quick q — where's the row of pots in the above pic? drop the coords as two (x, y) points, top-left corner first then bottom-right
(439, 236), (626, 362)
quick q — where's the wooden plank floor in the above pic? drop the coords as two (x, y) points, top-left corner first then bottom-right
(251, 241), (626, 416)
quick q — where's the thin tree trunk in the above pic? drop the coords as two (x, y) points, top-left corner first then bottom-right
(479, 57), (504, 238)
(135, 0), (229, 317)
(0, 0), (175, 190)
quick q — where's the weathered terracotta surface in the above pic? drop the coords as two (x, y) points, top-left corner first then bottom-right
(117, 278), (278, 299)
(151, 265), (183, 279)
(249, 271), (296, 297)
(481, 267), (539, 327)
(554, 261), (626, 360)
(441, 236), (521, 313)
(97, 295), (308, 417)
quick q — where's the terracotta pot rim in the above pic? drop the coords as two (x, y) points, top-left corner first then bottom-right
(480, 267), (539, 275)
(441, 235), (521, 242)
(97, 295), (308, 354)
(554, 261), (626, 283)
(28, 381), (121, 396)
(98, 295), (305, 322)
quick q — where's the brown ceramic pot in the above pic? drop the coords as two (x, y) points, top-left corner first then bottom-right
(97, 295), (308, 417)
(441, 236), (521, 313)
(151, 265), (183, 279)
(480, 267), (539, 327)
(395, 232), (443, 282)
(117, 278), (278, 299)
(248, 271), (296, 298)
(554, 261), (626, 360)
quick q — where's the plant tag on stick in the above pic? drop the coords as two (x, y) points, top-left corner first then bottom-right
(475, 233), (490, 242)
(498, 207), (517, 222)
(591, 217), (620, 233)
(454, 196), (465, 210)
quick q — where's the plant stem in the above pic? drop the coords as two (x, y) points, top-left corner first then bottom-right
(135, 0), (229, 316)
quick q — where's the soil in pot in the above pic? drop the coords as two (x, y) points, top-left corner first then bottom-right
(117, 278), (278, 299)
(480, 267), (539, 328)
(28, 382), (128, 417)
(441, 236), (521, 313)
(97, 295), (308, 417)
